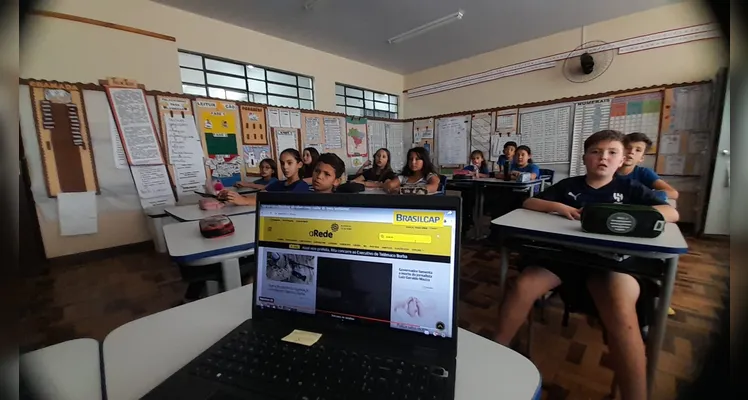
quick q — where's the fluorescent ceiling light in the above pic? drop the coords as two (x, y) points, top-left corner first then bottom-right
(388, 10), (464, 44)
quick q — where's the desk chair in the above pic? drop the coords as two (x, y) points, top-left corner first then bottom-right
(538, 169), (554, 191)
(508, 240), (663, 398)
(179, 256), (256, 300)
(438, 175), (448, 195)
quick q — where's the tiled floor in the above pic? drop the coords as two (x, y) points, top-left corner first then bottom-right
(20, 236), (728, 399)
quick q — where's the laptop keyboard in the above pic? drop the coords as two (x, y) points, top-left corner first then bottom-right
(190, 330), (449, 400)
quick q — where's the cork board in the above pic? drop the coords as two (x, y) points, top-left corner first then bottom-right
(195, 99), (243, 187)
(28, 80), (100, 197)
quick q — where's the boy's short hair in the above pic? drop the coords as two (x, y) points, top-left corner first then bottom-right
(316, 153), (346, 178)
(504, 141), (518, 149)
(583, 130), (625, 152)
(623, 132), (653, 151)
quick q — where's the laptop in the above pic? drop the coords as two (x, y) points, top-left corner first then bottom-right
(143, 192), (462, 400)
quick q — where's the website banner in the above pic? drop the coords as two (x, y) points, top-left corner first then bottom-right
(258, 210), (453, 259)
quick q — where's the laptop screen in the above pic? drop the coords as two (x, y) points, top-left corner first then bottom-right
(254, 203), (458, 339)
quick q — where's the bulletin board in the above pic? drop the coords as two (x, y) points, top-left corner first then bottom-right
(413, 118), (435, 157)
(195, 99), (243, 187)
(28, 79), (100, 197)
(608, 91), (663, 154)
(655, 83), (714, 176)
(299, 112), (349, 172)
(240, 105), (270, 174)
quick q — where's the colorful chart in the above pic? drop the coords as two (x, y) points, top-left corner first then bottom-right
(346, 117), (368, 157)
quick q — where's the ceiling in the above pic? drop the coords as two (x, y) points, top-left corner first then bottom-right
(153, 0), (676, 74)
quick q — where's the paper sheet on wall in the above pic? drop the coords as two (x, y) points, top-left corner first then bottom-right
(268, 109), (281, 128)
(174, 159), (206, 196)
(131, 164), (174, 198)
(351, 156), (365, 168)
(108, 88), (164, 165)
(570, 99), (612, 176)
(346, 117), (368, 157)
(275, 129), (299, 153)
(385, 123), (405, 171)
(323, 117), (342, 149)
(165, 116), (203, 165)
(305, 116), (322, 144)
(688, 132), (710, 154)
(279, 110), (291, 128)
(413, 118), (434, 142)
(659, 134), (681, 154)
(671, 85), (711, 132)
(57, 191), (98, 236)
(518, 105), (572, 164)
(436, 116), (469, 165)
(491, 109), (518, 159)
(662, 155), (686, 175)
(107, 109), (128, 169)
(470, 113), (492, 160)
(290, 110), (302, 129)
(367, 121), (387, 157)
(243, 145), (272, 170)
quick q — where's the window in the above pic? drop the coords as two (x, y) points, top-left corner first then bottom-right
(178, 51), (314, 110)
(335, 84), (398, 119)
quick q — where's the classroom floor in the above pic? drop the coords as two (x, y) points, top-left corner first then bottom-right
(20, 236), (728, 400)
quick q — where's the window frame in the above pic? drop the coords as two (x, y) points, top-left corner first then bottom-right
(178, 50), (314, 110)
(335, 83), (398, 119)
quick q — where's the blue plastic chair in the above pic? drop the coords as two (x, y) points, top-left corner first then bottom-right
(538, 168), (554, 191)
(438, 175), (448, 195)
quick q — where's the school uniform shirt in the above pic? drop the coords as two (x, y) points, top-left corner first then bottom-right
(616, 166), (668, 201)
(359, 168), (397, 182)
(535, 175), (667, 209)
(510, 163), (540, 177)
(463, 164), (490, 174)
(265, 179), (310, 193)
(253, 177), (278, 186)
(497, 154), (510, 167)
(397, 173), (438, 187)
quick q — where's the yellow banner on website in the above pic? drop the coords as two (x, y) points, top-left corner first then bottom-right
(259, 216), (452, 257)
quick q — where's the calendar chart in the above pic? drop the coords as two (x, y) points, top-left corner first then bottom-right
(517, 105), (572, 163)
(608, 92), (663, 154)
(569, 98), (612, 176)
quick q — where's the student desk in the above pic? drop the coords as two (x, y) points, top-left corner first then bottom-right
(449, 178), (545, 239)
(144, 193), (204, 253)
(164, 203), (256, 222)
(20, 338), (103, 400)
(103, 284), (542, 400)
(492, 208), (688, 397)
(163, 214), (256, 295)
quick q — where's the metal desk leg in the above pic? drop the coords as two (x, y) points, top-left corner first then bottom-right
(645, 256), (678, 398)
(473, 184), (485, 239)
(221, 258), (243, 291)
(500, 245), (509, 295)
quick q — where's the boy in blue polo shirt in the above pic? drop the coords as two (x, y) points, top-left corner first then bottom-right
(617, 132), (679, 201)
(495, 130), (678, 400)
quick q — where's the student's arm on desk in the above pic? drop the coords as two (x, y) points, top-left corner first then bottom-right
(652, 205), (679, 223)
(383, 177), (401, 193)
(222, 190), (258, 206)
(652, 179), (679, 200)
(523, 198), (581, 220)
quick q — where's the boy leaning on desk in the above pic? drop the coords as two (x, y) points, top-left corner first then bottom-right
(494, 129), (679, 400)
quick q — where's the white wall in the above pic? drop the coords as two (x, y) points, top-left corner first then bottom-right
(20, 0), (404, 257)
(403, 2), (726, 118)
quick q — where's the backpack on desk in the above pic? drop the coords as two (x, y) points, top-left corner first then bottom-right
(581, 203), (665, 238)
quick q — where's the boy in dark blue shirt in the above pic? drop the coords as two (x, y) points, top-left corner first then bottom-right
(311, 153), (346, 193)
(496, 141), (517, 174)
(495, 130), (678, 400)
(617, 132), (679, 201)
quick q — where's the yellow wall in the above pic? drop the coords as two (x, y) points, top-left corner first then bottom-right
(403, 2), (727, 118)
(21, 0), (404, 258)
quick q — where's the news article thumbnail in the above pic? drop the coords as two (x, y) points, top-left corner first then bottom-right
(391, 265), (452, 335)
(316, 257), (393, 322)
(266, 253), (316, 285)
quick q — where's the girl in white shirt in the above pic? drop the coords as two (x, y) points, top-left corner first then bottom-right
(384, 146), (440, 194)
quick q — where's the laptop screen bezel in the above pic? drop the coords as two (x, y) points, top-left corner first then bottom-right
(252, 192), (462, 343)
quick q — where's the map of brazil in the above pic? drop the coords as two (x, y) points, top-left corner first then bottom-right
(346, 123), (368, 156)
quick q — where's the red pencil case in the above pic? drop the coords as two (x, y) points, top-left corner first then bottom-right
(199, 215), (235, 238)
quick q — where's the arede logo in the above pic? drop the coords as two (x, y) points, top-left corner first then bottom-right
(309, 229), (334, 238)
(393, 211), (444, 227)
